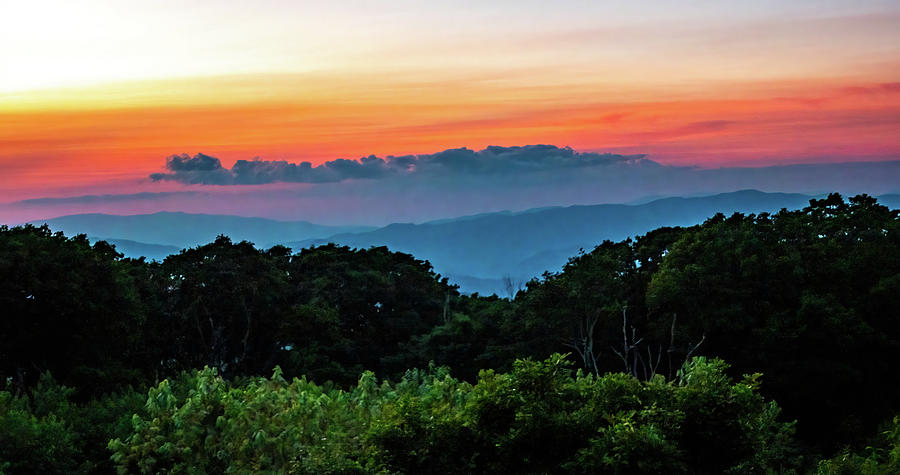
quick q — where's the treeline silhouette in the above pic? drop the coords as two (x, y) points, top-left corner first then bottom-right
(1, 193), (898, 473)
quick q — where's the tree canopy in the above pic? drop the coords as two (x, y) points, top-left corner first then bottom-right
(1, 193), (899, 472)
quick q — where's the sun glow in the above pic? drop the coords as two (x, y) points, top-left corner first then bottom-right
(1, 0), (899, 207)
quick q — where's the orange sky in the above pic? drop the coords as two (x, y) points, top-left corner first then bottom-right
(3, 76), (898, 198)
(1, 1), (899, 204)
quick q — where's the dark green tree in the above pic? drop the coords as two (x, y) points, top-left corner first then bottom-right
(282, 244), (459, 383)
(157, 236), (293, 377)
(0, 225), (150, 395)
(646, 194), (900, 450)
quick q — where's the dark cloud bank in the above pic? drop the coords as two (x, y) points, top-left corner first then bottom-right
(149, 145), (652, 185)
(7, 145), (899, 226)
(140, 145), (900, 225)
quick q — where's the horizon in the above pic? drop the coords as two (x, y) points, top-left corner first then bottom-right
(16, 188), (900, 297)
(9, 187), (877, 227)
(3, 149), (899, 225)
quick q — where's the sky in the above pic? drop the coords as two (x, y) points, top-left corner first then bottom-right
(1, 0), (899, 224)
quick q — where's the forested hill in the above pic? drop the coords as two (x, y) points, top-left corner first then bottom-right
(2, 193), (899, 473)
(25, 190), (899, 295)
(289, 190), (817, 291)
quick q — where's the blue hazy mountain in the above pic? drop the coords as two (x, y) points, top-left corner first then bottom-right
(28, 190), (891, 295)
(877, 194), (900, 209)
(92, 237), (181, 262)
(29, 211), (374, 250)
(288, 190), (820, 294)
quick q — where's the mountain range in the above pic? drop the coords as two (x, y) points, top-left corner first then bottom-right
(28, 212), (372, 250)
(23, 190), (900, 295)
(288, 190), (822, 294)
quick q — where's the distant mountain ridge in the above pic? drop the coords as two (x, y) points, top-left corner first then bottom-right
(288, 190), (821, 293)
(29, 211), (373, 250)
(92, 237), (181, 262)
(23, 190), (898, 294)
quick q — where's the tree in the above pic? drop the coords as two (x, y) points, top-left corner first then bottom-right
(646, 195), (900, 450)
(158, 236), (292, 377)
(0, 225), (151, 395)
(284, 244), (458, 383)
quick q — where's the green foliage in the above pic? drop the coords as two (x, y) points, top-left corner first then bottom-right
(0, 372), (144, 474)
(818, 416), (900, 475)
(0, 375), (79, 474)
(109, 366), (372, 474)
(2, 193), (899, 470)
(73, 389), (147, 473)
(109, 356), (797, 474)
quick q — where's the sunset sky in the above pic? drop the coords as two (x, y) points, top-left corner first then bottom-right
(1, 0), (899, 223)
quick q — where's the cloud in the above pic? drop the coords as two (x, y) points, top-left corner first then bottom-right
(149, 145), (652, 185)
(149, 153), (233, 185)
(9, 149), (900, 227)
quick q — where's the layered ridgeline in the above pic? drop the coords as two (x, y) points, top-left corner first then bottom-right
(2, 193), (899, 473)
(27, 212), (374, 258)
(29, 189), (900, 295)
(291, 190), (823, 293)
